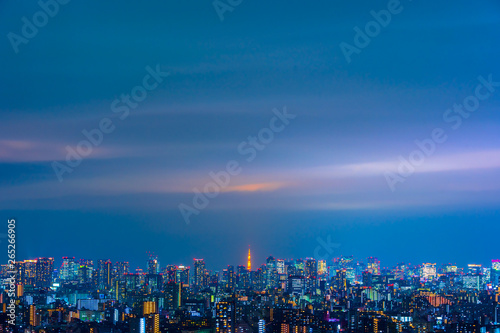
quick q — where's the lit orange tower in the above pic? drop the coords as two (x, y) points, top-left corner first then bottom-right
(247, 247), (252, 271)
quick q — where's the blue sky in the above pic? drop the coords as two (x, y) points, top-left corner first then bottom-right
(1, 0), (499, 270)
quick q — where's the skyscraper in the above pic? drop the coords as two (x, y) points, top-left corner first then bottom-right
(164, 265), (177, 283)
(143, 301), (158, 316)
(422, 263), (437, 280)
(215, 301), (235, 333)
(277, 259), (285, 274)
(288, 275), (306, 295)
(147, 255), (159, 275)
(317, 259), (327, 276)
(175, 266), (190, 286)
(222, 265), (235, 291)
(237, 265), (250, 290)
(193, 259), (206, 290)
(305, 258), (317, 292)
(468, 264), (482, 275)
(60, 257), (78, 282)
(13, 260), (33, 286)
(114, 261), (130, 281)
(258, 319), (266, 333)
(165, 281), (182, 310)
(492, 260), (500, 286)
(35, 257), (54, 288)
(265, 256), (277, 289)
(97, 260), (112, 290)
(367, 257), (381, 275)
(145, 313), (160, 333)
(23, 260), (37, 286)
(77, 259), (94, 284)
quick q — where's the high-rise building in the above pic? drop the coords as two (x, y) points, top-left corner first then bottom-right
(23, 260), (37, 286)
(29, 305), (41, 327)
(222, 265), (235, 291)
(215, 301), (235, 333)
(124, 273), (140, 290)
(305, 258), (317, 291)
(422, 263), (437, 280)
(288, 275), (305, 295)
(194, 259), (206, 289)
(130, 318), (146, 333)
(265, 256), (277, 289)
(79, 259), (94, 267)
(35, 257), (54, 288)
(492, 260), (500, 271)
(362, 271), (373, 287)
(304, 258), (317, 277)
(97, 260), (112, 290)
(346, 267), (356, 283)
(146, 274), (163, 292)
(143, 301), (158, 316)
(468, 264), (482, 275)
(76, 259), (94, 284)
(115, 280), (127, 302)
(114, 261), (130, 281)
(175, 266), (190, 286)
(492, 260), (500, 286)
(258, 319), (266, 333)
(295, 259), (304, 274)
(78, 266), (93, 284)
(277, 259), (285, 274)
(60, 257), (78, 282)
(463, 275), (481, 290)
(333, 269), (347, 291)
(237, 265), (250, 289)
(147, 256), (159, 275)
(443, 264), (458, 274)
(317, 259), (327, 276)
(482, 267), (491, 285)
(165, 282), (182, 310)
(164, 265), (177, 283)
(367, 257), (381, 275)
(145, 313), (159, 333)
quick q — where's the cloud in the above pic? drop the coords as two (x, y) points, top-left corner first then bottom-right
(0, 140), (67, 162)
(310, 150), (500, 178)
(223, 182), (285, 193)
(0, 139), (131, 163)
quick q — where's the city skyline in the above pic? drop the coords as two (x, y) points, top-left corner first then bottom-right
(10, 251), (499, 275)
(4, 247), (500, 331)
(8, 253), (500, 287)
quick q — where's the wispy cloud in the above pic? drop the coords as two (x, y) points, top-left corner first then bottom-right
(0, 139), (135, 163)
(223, 182), (285, 193)
(310, 150), (500, 178)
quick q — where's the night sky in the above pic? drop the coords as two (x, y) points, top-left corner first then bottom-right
(1, 0), (499, 271)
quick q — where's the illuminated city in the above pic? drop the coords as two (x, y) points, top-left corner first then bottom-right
(1, 251), (500, 332)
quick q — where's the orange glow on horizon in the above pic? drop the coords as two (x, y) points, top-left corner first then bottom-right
(223, 182), (284, 193)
